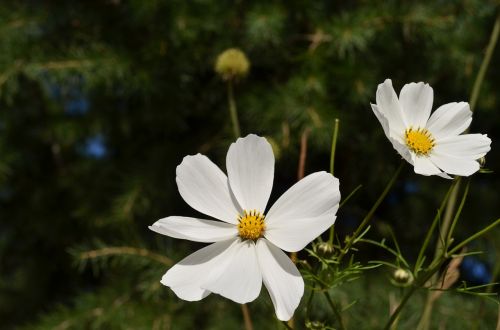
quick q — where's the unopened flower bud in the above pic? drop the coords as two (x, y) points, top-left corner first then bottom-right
(214, 48), (250, 80)
(479, 156), (486, 168)
(306, 320), (326, 329)
(297, 259), (311, 270)
(393, 268), (413, 286)
(316, 241), (334, 257)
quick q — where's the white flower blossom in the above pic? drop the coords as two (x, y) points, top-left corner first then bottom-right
(150, 134), (341, 321)
(372, 79), (491, 178)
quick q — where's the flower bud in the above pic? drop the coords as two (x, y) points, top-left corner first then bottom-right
(393, 268), (413, 286)
(297, 259), (311, 269)
(305, 320), (326, 329)
(214, 48), (250, 80)
(316, 241), (334, 257)
(479, 156), (486, 168)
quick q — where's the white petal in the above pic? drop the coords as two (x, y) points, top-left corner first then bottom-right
(264, 172), (340, 252)
(161, 239), (238, 301)
(202, 239), (262, 304)
(372, 104), (413, 164)
(390, 135), (413, 164)
(429, 153), (480, 176)
(256, 239), (304, 321)
(149, 216), (237, 243)
(176, 154), (241, 224)
(434, 134), (491, 160)
(426, 102), (472, 139)
(399, 82), (433, 128)
(376, 79), (407, 134)
(412, 154), (451, 179)
(226, 134), (275, 212)
(371, 103), (391, 138)
(265, 213), (337, 252)
(266, 172), (340, 221)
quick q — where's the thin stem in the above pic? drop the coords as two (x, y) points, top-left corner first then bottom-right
(330, 184), (363, 245)
(327, 119), (340, 244)
(323, 291), (345, 330)
(497, 305), (500, 330)
(387, 251), (450, 330)
(297, 128), (310, 181)
(241, 304), (254, 330)
(435, 179), (461, 260)
(445, 179), (471, 248)
(288, 128), (310, 329)
(448, 218), (500, 256)
(417, 13), (500, 329)
(228, 79), (249, 330)
(304, 285), (316, 322)
(329, 118), (340, 176)
(352, 162), (404, 240)
(339, 184), (363, 209)
(291, 129), (309, 265)
(387, 218), (500, 330)
(419, 180), (469, 330)
(469, 13), (500, 112)
(328, 184), (363, 244)
(414, 181), (457, 274)
(418, 300), (433, 330)
(227, 80), (241, 139)
(475, 256), (500, 327)
(79, 246), (172, 266)
(339, 161), (404, 260)
(384, 272), (432, 330)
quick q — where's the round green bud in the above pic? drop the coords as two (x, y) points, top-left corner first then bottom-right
(305, 320), (326, 329)
(215, 48), (250, 80)
(316, 241), (334, 257)
(393, 268), (413, 286)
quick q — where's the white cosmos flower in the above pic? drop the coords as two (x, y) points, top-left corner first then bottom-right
(149, 134), (340, 321)
(372, 79), (491, 179)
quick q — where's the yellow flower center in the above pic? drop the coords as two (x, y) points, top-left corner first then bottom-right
(237, 210), (265, 240)
(405, 127), (435, 156)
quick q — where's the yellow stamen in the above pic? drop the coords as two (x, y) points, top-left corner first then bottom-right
(237, 210), (265, 240)
(405, 127), (435, 156)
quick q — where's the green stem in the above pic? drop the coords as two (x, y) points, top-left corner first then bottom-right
(329, 118), (340, 175)
(352, 162), (404, 240)
(329, 184), (363, 244)
(227, 80), (241, 139)
(384, 265), (440, 330)
(435, 179), (461, 259)
(327, 118), (340, 244)
(414, 218), (500, 329)
(339, 184), (363, 209)
(414, 180), (457, 274)
(304, 285), (316, 322)
(469, 13), (500, 112)
(339, 161), (404, 260)
(395, 217), (500, 330)
(417, 13), (500, 329)
(448, 218), (500, 256)
(445, 179), (471, 248)
(323, 291), (345, 330)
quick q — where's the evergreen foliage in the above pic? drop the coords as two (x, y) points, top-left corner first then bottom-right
(0, 1), (498, 328)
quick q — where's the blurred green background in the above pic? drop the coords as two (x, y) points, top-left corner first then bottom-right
(0, 1), (499, 329)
